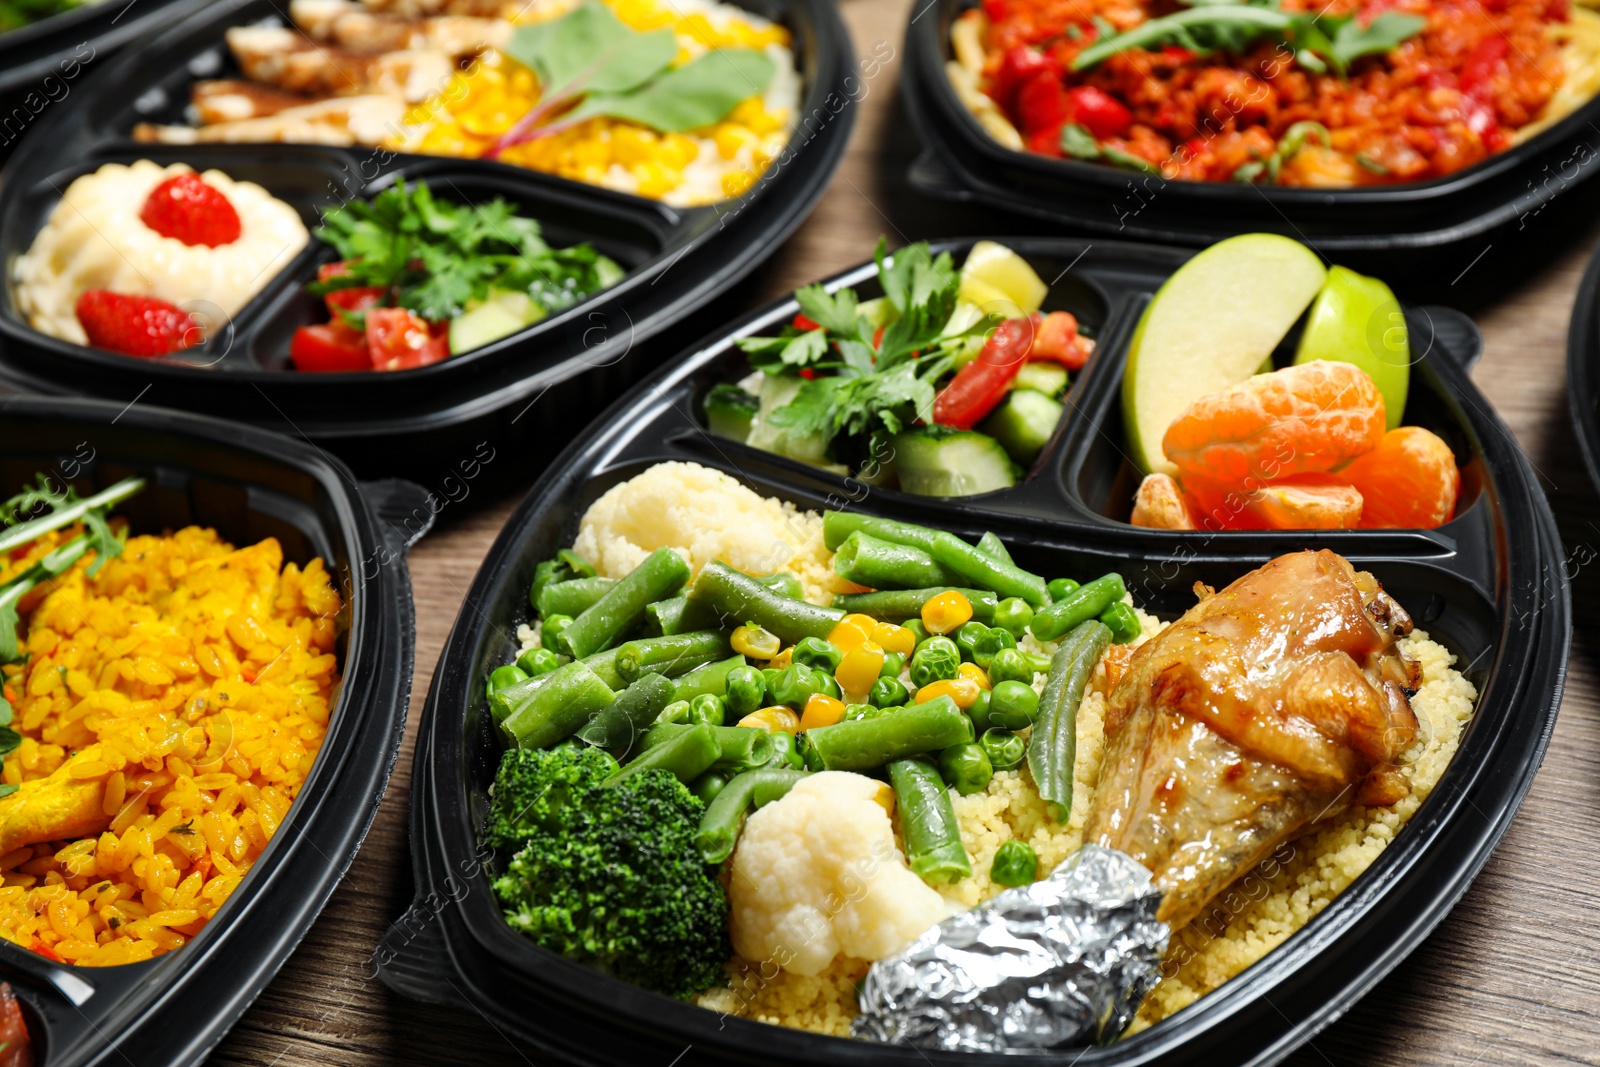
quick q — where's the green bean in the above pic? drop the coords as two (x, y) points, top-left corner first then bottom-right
(500, 660), (616, 749)
(574, 673), (676, 758)
(691, 771), (730, 804)
(793, 636), (842, 673)
(486, 664), (528, 700)
(557, 548), (691, 659)
(615, 630), (732, 683)
(831, 587), (997, 624)
(644, 596), (720, 637)
(991, 597), (1033, 638)
(991, 839), (1038, 887)
(833, 531), (965, 590)
(490, 672), (547, 724)
(910, 637), (961, 688)
(869, 675), (909, 708)
(643, 722), (773, 771)
(724, 665), (767, 718)
(976, 531), (1013, 565)
(696, 766), (809, 863)
(804, 695), (973, 772)
(938, 743), (993, 796)
(529, 549), (596, 611)
(536, 576), (617, 619)
(1047, 577), (1080, 602)
(578, 647), (627, 690)
(516, 646), (561, 678)
(821, 513), (1050, 606)
(888, 758), (972, 883)
(607, 722), (719, 786)
(979, 679), (1040, 731)
(672, 654), (748, 702)
(1100, 602), (1142, 643)
(1029, 575), (1125, 642)
(688, 561), (845, 645)
(979, 727), (1026, 770)
(1028, 620), (1112, 820)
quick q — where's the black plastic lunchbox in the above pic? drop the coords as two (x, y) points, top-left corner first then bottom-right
(0, 395), (426, 1067)
(377, 237), (1569, 1066)
(0, 0), (855, 482)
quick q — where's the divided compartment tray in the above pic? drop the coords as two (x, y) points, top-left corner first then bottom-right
(899, 0), (1600, 251)
(378, 237), (1570, 1066)
(0, 0), (855, 470)
(1567, 241), (1600, 492)
(0, 396), (424, 1067)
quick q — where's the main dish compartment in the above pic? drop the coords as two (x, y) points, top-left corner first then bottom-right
(380, 237), (1566, 1067)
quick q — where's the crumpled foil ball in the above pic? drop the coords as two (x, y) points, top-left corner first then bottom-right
(852, 844), (1169, 1052)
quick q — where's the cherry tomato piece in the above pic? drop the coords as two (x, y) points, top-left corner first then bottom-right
(290, 323), (369, 372)
(933, 315), (1037, 430)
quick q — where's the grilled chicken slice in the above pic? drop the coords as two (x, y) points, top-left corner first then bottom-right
(352, 0), (522, 19)
(289, 0), (509, 55)
(191, 79), (316, 124)
(133, 94), (408, 146)
(1084, 550), (1420, 931)
(225, 24), (454, 101)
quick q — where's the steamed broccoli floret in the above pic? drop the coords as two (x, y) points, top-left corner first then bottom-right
(486, 745), (730, 999)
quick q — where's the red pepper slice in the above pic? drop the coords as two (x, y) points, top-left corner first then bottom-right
(933, 315), (1037, 430)
(1064, 86), (1132, 139)
(1015, 71), (1073, 137)
(1028, 311), (1089, 370)
(793, 312), (821, 331)
(993, 45), (1057, 109)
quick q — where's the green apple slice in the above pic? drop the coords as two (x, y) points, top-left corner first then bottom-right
(1122, 233), (1327, 475)
(1293, 264), (1409, 429)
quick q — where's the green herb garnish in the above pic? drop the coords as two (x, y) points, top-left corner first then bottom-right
(1061, 124), (1159, 173)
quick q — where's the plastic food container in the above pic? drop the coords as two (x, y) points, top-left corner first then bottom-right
(377, 237), (1570, 1065)
(0, 0), (854, 480)
(1568, 246), (1600, 490)
(899, 2), (1600, 252)
(0, 395), (424, 1067)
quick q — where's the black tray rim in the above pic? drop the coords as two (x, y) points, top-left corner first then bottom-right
(1566, 241), (1600, 491)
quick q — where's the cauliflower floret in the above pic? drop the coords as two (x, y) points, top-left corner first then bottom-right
(728, 772), (948, 976)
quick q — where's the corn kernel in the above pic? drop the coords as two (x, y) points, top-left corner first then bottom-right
(731, 624), (782, 660)
(721, 167), (758, 198)
(915, 677), (982, 709)
(873, 622), (917, 656)
(738, 706), (800, 734)
(828, 614), (878, 652)
(922, 591), (973, 634)
(799, 693), (846, 731)
(769, 646), (794, 670)
(958, 662), (991, 690)
(835, 642), (885, 696)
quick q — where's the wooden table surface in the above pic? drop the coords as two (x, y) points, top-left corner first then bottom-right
(208, 0), (1600, 1061)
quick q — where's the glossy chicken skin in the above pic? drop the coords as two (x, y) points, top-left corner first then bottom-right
(1085, 550), (1419, 930)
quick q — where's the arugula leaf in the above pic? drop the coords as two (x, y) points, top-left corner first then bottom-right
(562, 47), (776, 132)
(505, 2), (676, 104)
(1328, 12), (1427, 69)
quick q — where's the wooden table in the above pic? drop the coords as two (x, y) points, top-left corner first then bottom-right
(210, 0), (1600, 1060)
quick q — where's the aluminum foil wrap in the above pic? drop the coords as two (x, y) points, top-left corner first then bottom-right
(852, 844), (1169, 1052)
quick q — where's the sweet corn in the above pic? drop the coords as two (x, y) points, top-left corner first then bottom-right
(799, 693), (846, 731)
(915, 677), (983, 709)
(835, 642), (885, 695)
(769, 646), (794, 670)
(738, 706), (800, 734)
(873, 622), (917, 656)
(958, 662), (991, 690)
(731, 623), (781, 660)
(828, 614), (878, 652)
(922, 591), (974, 634)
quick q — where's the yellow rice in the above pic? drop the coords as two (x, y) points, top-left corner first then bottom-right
(0, 523), (342, 967)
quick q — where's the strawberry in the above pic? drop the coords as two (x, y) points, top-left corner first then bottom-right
(139, 173), (242, 247)
(75, 290), (204, 357)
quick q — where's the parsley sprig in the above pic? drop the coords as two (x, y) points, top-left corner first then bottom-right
(309, 180), (622, 323)
(734, 239), (993, 446)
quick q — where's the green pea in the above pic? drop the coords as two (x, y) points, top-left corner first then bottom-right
(966, 689), (991, 731)
(688, 693), (726, 727)
(515, 646), (562, 678)
(724, 665), (767, 718)
(657, 699), (692, 725)
(1100, 602), (1142, 644)
(869, 675), (909, 709)
(990, 839), (1038, 887)
(769, 664), (823, 709)
(486, 663), (529, 699)
(793, 636), (843, 673)
(815, 671), (841, 701)
(980, 679), (1040, 730)
(879, 651), (906, 679)
(980, 727), (1026, 770)
(542, 614), (575, 647)
(938, 743), (993, 796)
(991, 597), (1034, 638)
(843, 703), (878, 722)
(971, 626), (1016, 670)
(1047, 578), (1080, 601)
(953, 621), (991, 663)
(691, 771), (730, 804)
(910, 636), (961, 689)
(987, 647), (1037, 687)
(767, 730), (806, 770)
(904, 619), (932, 645)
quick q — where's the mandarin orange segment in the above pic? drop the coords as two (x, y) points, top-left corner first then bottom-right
(1161, 361), (1387, 484)
(1182, 473), (1362, 531)
(1338, 426), (1460, 529)
(1131, 473), (1196, 530)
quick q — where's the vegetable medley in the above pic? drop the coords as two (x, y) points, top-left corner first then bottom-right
(482, 504), (1140, 997)
(704, 240), (1094, 497)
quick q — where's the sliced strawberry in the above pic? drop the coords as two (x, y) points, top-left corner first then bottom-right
(140, 173), (242, 248)
(366, 307), (449, 371)
(291, 323), (370, 372)
(75, 290), (203, 358)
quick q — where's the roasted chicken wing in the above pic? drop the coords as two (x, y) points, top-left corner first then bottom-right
(1085, 549), (1420, 930)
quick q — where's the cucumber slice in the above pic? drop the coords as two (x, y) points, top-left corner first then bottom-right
(449, 289), (545, 354)
(703, 383), (759, 442)
(891, 430), (1017, 497)
(1014, 362), (1068, 397)
(978, 389), (1064, 466)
